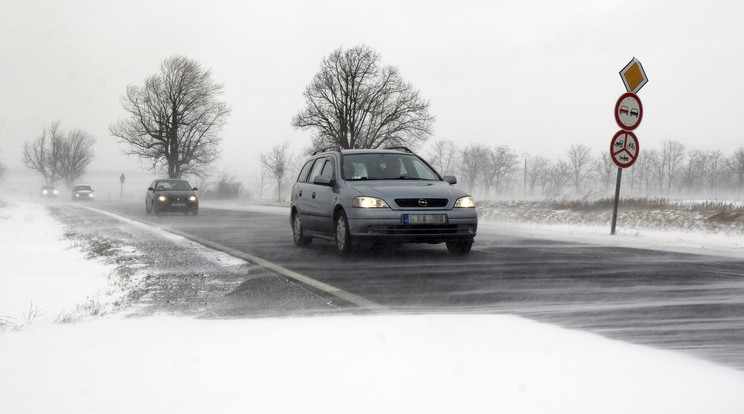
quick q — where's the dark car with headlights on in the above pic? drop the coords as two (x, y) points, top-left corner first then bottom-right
(145, 179), (199, 216)
(290, 147), (477, 255)
(40, 185), (59, 198)
(71, 184), (95, 201)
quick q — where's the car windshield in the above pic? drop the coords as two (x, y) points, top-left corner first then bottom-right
(75, 186), (91, 191)
(157, 180), (192, 191)
(341, 153), (440, 181)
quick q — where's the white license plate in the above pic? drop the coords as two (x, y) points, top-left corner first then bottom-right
(171, 203), (186, 207)
(403, 214), (447, 225)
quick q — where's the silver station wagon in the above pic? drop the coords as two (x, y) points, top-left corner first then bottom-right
(290, 147), (478, 255)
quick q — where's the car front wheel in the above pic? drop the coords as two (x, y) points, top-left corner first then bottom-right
(334, 211), (352, 255)
(446, 238), (473, 255)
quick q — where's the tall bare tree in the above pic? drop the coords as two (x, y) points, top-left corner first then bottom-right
(567, 144), (592, 192)
(293, 45), (434, 151)
(484, 145), (518, 197)
(59, 129), (96, 188)
(526, 155), (550, 194)
(260, 141), (293, 201)
(427, 138), (457, 176)
(110, 55), (231, 179)
(458, 143), (488, 193)
(23, 121), (66, 185)
(660, 139), (686, 192)
(23, 122), (96, 187)
(728, 147), (744, 194)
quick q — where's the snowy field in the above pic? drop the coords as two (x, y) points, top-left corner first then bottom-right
(2, 198), (744, 413)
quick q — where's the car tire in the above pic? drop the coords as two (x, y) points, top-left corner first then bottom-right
(292, 212), (312, 246)
(145, 201), (152, 215)
(153, 203), (160, 216)
(191, 208), (199, 217)
(446, 238), (473, 255)
(334, 211), (352, 255)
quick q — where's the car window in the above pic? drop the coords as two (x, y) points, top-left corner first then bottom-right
(320, 158), (334, 179)
(296, 160), (314, 183)
(342, 153), (439, 181)
(307, 158), (327, 183)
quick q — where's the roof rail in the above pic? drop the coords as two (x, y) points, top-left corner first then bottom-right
(384, 146), (414, 153)
(312, 145), (343, 155)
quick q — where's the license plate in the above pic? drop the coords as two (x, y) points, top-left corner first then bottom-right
(171, 203), (186, 207)
(402, 214), (447, 225)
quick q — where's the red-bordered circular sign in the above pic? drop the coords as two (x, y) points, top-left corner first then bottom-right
(610, 130), (639, 168)
(614, 92), (643, 131)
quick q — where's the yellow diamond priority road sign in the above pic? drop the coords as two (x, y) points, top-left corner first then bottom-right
(619, 57), (648, 93)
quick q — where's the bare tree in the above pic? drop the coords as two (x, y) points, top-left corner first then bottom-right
(567, 144), (592, 192)
(293, 45), (434, 151)
(700, 149), (725, 193)
(526, 155), (550, 194)
(260, 141), (293, 201)
(660, 139), (686, 192)
(728, 147), (744, 194)
(593, 153), (616, 192)
(427, 138), (457, 176)
(458, 143), (488, 194)
(110, 55), (231, 179)
(23, 121), (66, 185)
(484, 145), (518, 198)
(547, 160), (572, 196)
(59, 129), (95, 188)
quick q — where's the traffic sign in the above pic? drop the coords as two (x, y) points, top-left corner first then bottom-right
(611, 130), (639, 168)
(619, 57), (648, 93)
(614, 92), (643, 131)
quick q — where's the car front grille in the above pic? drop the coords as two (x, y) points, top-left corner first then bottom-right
(369, 224), (471, 235)
(394, 198), (448, 208)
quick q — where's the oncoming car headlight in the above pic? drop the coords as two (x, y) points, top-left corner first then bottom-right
(353, 196), (389, 208)
(188, 195), (197, 202)
(454, 196), (475, 208)
(158, 195), (167, 202)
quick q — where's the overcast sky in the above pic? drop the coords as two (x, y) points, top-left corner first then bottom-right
(2, 0), (743, 186)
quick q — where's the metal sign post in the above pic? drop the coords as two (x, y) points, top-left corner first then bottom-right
(611, 58), (647, 235)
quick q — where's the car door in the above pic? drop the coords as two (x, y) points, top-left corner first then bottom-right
(306, 156), (336, 234)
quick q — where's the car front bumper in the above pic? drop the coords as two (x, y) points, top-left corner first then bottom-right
(345, 208), (477, 243)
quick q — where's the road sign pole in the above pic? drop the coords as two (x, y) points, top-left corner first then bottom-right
(610, 167), (622, 235)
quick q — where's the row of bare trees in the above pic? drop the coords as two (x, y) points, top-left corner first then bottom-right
(425, 138), (744, 200)
(22, 121), (96, 188)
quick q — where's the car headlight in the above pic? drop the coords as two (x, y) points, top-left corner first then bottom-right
(353, 196), (389, 208)
(158, 195), (167, 202)
(53, 190), (59, 195)
(188, 196), (197, 202)
(454, 196), (475, 208)
(89, 194), (95, 198)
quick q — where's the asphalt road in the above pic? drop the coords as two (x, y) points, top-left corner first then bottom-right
(92, 199), (744, 370)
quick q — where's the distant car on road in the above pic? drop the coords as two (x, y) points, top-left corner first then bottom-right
(71, 184), (95, 201)
(40, 185), (58, 198)
(290, 147), (478, 255)
(145, 179), (199, 216)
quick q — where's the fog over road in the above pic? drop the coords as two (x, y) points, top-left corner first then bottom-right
(77, 200), (744, 370)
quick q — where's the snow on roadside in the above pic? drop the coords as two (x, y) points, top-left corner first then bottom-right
(0, 201), (114, 326)
(2, 199), (744, 413)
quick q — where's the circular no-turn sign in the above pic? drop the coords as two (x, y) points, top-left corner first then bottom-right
(614, 92), (643, 131)
(611, 130), (639, 168)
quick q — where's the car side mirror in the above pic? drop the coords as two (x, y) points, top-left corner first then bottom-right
(147, 187), (154, 191)
(313, 175), (333, 186)
(443, 175), (457, 185)
(192, 187), (198, 191)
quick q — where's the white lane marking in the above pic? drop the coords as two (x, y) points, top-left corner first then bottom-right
(83, 205), (391, 312)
